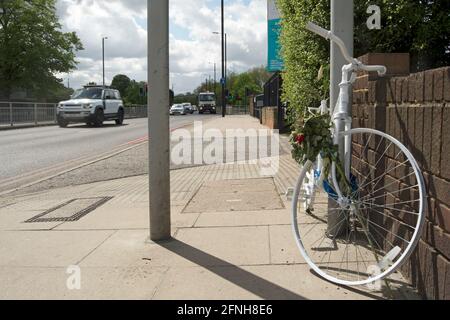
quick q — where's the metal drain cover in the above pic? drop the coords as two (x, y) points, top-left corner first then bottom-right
(25, 197), (112, 223)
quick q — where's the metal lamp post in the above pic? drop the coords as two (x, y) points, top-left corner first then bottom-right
(213, 29), (227, 117)
(209, 61), (217, 96)
(102, 37), (108, 87)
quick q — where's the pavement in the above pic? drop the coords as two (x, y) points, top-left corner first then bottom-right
(0, 115), (420, 300)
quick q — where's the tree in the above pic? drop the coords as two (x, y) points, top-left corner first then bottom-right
(0, 0), (83, 99)
(355, 0), (450, 71)
(46, 83), (74, 102)
(111, 74), (131, 98)
(124, 80), (146, 105)
(191, 66), (270, 105)
(231, 73), (261, 104)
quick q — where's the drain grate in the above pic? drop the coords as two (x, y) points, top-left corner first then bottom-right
(25, 197), (113, 223)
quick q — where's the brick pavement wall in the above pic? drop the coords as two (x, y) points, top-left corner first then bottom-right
(262, 107), (279, 129)
(353, 58), (450, 300)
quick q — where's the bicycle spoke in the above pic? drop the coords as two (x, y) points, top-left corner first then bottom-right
(358, 200), (420, 217)
(360, 184), (419, 203)
(351, 140), (392, 197)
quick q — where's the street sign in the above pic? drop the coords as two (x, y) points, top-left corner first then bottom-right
(220, 78), (226, 85)
(267, 0), (284, 72)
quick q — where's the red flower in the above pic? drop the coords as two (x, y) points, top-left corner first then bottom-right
(295, 134), (305, 144)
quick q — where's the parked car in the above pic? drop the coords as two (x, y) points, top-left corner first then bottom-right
(57, 86), (124, 128)
(170, 104), (187, 115)
(183, 103), (195, 114)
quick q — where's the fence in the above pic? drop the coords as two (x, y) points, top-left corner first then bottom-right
(216, 105), (250, 115)
(124, 105), (147, 118)
(0, 102), (148, 128)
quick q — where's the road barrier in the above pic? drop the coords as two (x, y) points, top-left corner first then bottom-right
(0, 102), (148, 128)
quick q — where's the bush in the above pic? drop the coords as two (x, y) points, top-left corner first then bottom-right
(278, 0), (450, 119)
(277, 0), (330, 122)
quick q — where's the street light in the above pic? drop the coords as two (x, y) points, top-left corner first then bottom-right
(201, 73), (210, 91)
(213, 0), (226, 117)
(102, 37), (108, 87)
(209, 61), (217, 96)
(212, 31), (227, 85)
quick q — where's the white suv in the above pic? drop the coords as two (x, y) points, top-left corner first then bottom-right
(57, 86), (125, 128)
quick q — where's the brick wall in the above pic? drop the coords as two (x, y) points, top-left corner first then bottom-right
(353, 54), (450, 300)
(262, 107), (279, 130)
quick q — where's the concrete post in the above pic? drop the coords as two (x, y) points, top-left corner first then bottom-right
(330, 0), (354, 113)
(328, 0), (354, 239)
(148, 0), (171, 241)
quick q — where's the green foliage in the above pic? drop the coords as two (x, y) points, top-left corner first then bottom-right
(123, 80), (146, 105)
(355, 0), (450, 71)
(277, 0), (330, 121)
(290, 113), (352, 193)
(174, 93), (197, 105)
(192, 66), (271, 105)
(46, 83), (74, 102)
(278, 0), (450, 119)
(0, 0), (83, 99)
(290, 114), (336, 165)
(111, 74), (131, 99)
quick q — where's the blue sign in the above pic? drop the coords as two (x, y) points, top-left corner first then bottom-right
(267, 0), (284, 72)
(267, 18), (284, 72)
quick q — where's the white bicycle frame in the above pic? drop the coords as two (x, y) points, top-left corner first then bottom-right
(305, 22), (387, 203)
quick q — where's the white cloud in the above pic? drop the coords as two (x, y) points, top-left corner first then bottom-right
(57, 0), (268, 94)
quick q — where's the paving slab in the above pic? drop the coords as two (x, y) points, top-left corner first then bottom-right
(54, 205), (199, 231)
(0, 208), (60, 231)
(0, 266), (167, 300)
(184, 178), (284, 213)
(153, 265), (379, 300)
(0, 230), (114, 267)
(80, 227), (271, 268)
(194, 210), (290, 228)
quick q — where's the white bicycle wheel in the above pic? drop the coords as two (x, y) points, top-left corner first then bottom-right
(292, 128), (426, 286)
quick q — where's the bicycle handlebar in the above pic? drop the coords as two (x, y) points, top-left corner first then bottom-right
(306, 22), (387, 76)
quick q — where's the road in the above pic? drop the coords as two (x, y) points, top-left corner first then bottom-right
(0, 115), (217, 192)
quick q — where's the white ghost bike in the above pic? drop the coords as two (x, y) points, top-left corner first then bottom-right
(291, 22), (426, 287)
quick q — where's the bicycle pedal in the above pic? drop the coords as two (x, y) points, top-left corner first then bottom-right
(377, 246), (402, 271)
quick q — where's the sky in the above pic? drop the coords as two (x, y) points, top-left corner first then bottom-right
(55, 0), (268, 94)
